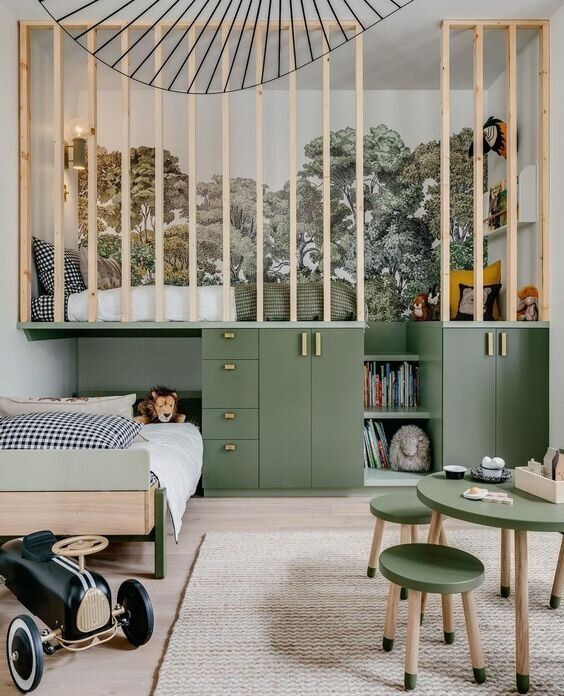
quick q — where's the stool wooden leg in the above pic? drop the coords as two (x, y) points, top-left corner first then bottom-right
(462, 591), (486, 684)
(383, 582), (401, 652)
(410, 525), (419, 543)
(404, 589), (422, 691)
(501, 528), (512, 598)
(550, 535), (564, 609)
(438, 527), (455, 644)
(367, 518), (385, 578)
(421, 514), (444, 625)
(400, 524), (411, 600)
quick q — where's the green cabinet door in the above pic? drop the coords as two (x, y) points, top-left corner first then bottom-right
(495, 328), (549, 467)
(311, 329), (364, 488)
(443, 328), (496, 471)
(259, 329), (312, 488)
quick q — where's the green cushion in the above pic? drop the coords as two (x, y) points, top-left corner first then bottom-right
(370, 493), (432, 526)
(379, 543), (485, 595)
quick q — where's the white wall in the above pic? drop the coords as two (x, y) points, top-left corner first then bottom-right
(0, 4), (77, 396)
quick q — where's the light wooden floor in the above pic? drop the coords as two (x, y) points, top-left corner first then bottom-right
(0, 495), (393, 695)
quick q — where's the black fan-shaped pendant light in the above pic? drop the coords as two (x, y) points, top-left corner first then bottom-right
(38, 0), (414, 94)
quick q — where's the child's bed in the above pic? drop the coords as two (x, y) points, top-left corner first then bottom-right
(0, 423), (203, 579)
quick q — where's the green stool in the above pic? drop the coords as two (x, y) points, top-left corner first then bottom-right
(367, 493), (432, 601)
(550, 533), (564, 609)
(379, 543), (486, 692)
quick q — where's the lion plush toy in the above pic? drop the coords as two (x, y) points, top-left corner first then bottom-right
(135, 386), (186, 425)
(516, 285), (539, 322)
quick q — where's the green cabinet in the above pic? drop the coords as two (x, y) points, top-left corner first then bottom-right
(443, 326), (549, 470)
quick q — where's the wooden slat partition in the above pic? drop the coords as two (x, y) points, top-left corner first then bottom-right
(506, 24), (518, 322)
(256, 27), (264, 322)
(289, 27), (297, 322)
(87, 28), (98, 322)
(322, 33), (331, 321)
(121, 28), (131, 321)
(472, 25), (484, 322)
(440, 22), (450, 321)
(222, 25), (231, 321)
(53, 25), (65, 323)
(154, 25), (165, 321)
(539, 23), (550, 321)
(188, 27), (197, 321)
(355, 30), (364, 323)
(19, 24), (31, 322)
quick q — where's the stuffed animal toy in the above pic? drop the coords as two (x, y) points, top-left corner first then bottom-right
(469, 116), (508, 159)
(389, 425), (431, 473)
(411, 293), (430, 322)
(427, 284), (441, 321)
(136, 386), (186, 424)
(517, 285), (539, 322)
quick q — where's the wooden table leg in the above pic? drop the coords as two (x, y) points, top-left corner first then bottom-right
(550, 534), (564, 609)
(439, 527), (455, 644)
(420, 512), (443, 624)
(515, 530), (529, 694)
(501, 528), (512, 598)
(367, 518), (385, 578)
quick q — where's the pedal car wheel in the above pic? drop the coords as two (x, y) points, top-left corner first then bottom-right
(6, 615), (44, 693)
(117, 579), (154, 647)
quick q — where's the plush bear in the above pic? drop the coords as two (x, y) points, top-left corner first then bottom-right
(411, 293), (430, 322)
(135, 386), (186, 425)
(516, 285), (539, 322)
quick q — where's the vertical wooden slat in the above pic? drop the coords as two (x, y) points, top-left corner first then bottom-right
(222, 24), (231, 321)
(87, 28), (98, 322)
(154, 25), (165, 321)
(440, 22), (451, 322)
(19, 23), (32, 322)
(188, 26), (197, 321)
(121, 28), (131, 322)
(355, 29), (364, 323)
(472, 25), (484, 322)
(322, 32), (331, 321)
(506, 24), (518, 323)
(539, 23), (550, 321)
(256, 27), (264, 322)
(289, 27), (297, 322)
(53, 25), (65, 323)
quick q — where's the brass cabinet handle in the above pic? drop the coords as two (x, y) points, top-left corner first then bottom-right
(486, 332), (494, 357)
(224, 412), (236, 420)
(224, 363), (236, 371)
(224, 444), (236, 452)
(500, 332), (507, 357)
(301, 332), (308, 357)
(224, 332), (235, 339)
(315, 332), (322, 357)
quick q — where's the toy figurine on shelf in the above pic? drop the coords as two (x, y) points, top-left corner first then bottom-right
(516, 285), (539, 322)
(411, 293), (430, 322)
(427, 284), (441, 321)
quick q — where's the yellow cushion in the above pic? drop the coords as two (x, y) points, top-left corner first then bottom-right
(450, 260), (502, 320)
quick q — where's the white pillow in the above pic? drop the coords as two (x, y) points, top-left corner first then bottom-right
(0, 394), (136, 420)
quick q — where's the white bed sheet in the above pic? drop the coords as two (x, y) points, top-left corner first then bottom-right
(67, 285), (237, 322)
(130, 423), (203, 540)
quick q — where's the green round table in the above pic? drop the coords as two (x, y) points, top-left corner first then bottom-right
(417, 472), (564, 694)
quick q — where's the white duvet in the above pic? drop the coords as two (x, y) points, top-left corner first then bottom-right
(68, 285), (237, 322)
(130, 423), (203, 540)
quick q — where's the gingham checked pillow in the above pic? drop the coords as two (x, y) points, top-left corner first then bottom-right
(0, 412), (141, 450)
(32, 237), (86, 295)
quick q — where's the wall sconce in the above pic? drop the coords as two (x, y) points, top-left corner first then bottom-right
(64, 117), (87, 170)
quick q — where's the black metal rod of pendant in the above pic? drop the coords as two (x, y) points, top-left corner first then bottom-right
(38, 0), (416, 94)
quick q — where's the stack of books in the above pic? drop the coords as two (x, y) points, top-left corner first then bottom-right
(364, 361), (420, 410)
(363, 420), (390, 469)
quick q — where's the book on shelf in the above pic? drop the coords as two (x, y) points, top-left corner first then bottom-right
(363, 360), (420, 410)
(363, 419), (391, 469)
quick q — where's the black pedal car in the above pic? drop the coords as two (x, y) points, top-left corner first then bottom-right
(0, 531), (154, 693)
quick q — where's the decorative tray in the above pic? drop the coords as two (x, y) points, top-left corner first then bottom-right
(469, 468), (512, 484)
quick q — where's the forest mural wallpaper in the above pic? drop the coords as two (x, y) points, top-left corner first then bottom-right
(78, 124), (484, 321)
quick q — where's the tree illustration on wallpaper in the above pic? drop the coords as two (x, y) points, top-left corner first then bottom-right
(78, 124), (482, 320)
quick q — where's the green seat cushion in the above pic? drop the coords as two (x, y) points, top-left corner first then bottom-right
(379, 543), (485, 595)
(370, 493), (432, 525)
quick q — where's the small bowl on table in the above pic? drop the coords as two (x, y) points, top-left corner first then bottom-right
(444, 465), (467, 480)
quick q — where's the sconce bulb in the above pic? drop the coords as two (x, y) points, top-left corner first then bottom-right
(66, 117), (88, 141)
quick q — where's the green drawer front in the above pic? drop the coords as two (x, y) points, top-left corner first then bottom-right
(202, 329), (259, 359)
(202, 409), (259, 439)
(202, 360), (258, 408)
(203, 440), (259, 489)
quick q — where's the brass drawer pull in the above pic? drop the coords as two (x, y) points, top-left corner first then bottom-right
(224, 332), (236, 339)
(315, 332), (322, 357)
(224, 444), (236, 452)
(301, 332), (308, 357)
(486, 332), (494, 357)
(224, 363), (236, 371)
(500, 332), (507, 357)
(224, 412), (236, 420)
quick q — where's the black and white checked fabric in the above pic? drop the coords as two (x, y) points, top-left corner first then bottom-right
(0, 412), (141, 450)
(33, 237), (86, 295)
(31, 294), (71, 322)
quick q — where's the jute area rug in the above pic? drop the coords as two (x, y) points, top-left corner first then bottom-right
(154, 530), (563, 695)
